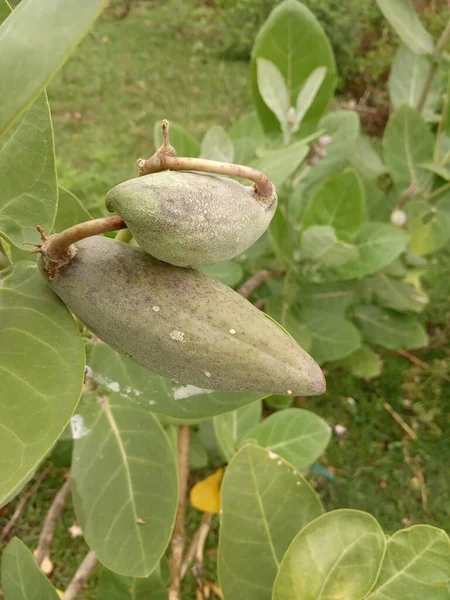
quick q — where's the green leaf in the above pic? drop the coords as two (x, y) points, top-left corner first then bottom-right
(1, 538), (60, 599)
(302, 111), (360, 191)
(200, 125), (234, 163)
(0, 263), (84, 507)
(250, 0), (335, 134)
(420, 163), (450, 181)
(244, 408), (331, 471)
(376, 0), (434, 54)
(213, 401), (262, 461)
(97, 564), (169, 600)
(264, 395), (294, 411)
(383, 105), (434, 193)
(228, 112), (266, 165)
(199, 261), (244, 288)
(71, 393), (178, 577)
(301, 226), (360, 267)
(367, 273), (428, 312)
(87, 343), (266, 421)
(189, 430), (209, 470)
(253, 139), (309, 189)
(367, 525), (450, 599)
(408, 197), (450, 255)
(268, 207), (295, 268)
(389, 47), (440, 117)
(302, 170), (365, 241)
(0, 0), (109, 135)
(272, 509), (386, 600)
(355, 304), (428, 349)
(265, 296), (313, 352)
(351, 135), (387, 180)
(218, 444), (323, 600)
(0, 93), (57, 248)
(299, 280), (357, 315)
(302, 307), (361, 363)
(293, 67), (327, 133)
(153, 121), (200, 157)
(333, 223), (409, 280)
(53, 186), (92, 234)
(257, 58), (290, 135)
(339, 346), (383, 379)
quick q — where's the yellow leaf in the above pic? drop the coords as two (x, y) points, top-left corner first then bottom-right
(190, 468), (224, 513)
(403, 270), (429, 305)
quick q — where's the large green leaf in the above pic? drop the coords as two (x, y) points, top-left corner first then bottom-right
(200, 125), (234, 163)
(383, 105), (434, 194)
(71, 393), (178, 577)
(301, 307), (361, 364)
(252, 139), (309, 190)
(87, 343), (266, 421)
(0, 92), (57, 248)
(0, 263), (84, 507)
(268, 207), (295, 268)
(52, 186), (92, 234)
(367, 525), (450, 599)
(355, 304), (428, 350)
(97, 565), (168, 600)
(339, 346), (383, 379)
(408, 197), (450, 255)
(250, 0), (335, 134)
(257, 58), (290, 137)
(389, 46), (440, 117)
(376, 0), (434, 55)
(301, 226), (360, 267)
(213, 401), (262, 461)
(199, 261), (244, 288)
(218, 443), (323, 600)
(153, 120), (200, 157)
(244, 408), (331, 471)
(1, 538), (60, 600)
(265, 296), (313, 352)
(299, 280), (357, 315)
(333, 223), (409, 280)
(0, 0), (108, 135)
(228, 112), (266, 165)
(367, 273), (428, 312)
(272, 509), (386, 600)
(292, 67), (327, 133)
(302, 170), (365, 241)
(301, 110), (360, 192)
(350, 135), (387, 181)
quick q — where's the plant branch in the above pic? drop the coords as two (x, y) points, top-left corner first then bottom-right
(417, 19), (450, 113)
(193, 513), (213, 599)
(62, 550), (98, 600)
(396, 182), (418, 211)
(1, 465), (53, 542)
(137, 121), (275, 200)
(169, 425), (191, 600)
(237, 269), (284, 299)
(35, 477), (71, 566)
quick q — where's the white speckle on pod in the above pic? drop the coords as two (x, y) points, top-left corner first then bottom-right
(287, 389), (293, 395)
(268, 450), (277, 459)
(229, 328), (236, 335)
(152, 306), (160, 312)
(205, 371), (212, 378)
(170, 330), (185, 342)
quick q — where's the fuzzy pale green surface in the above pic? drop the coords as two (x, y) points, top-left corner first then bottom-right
(106, 171), (277, 267)
(43, 236), (324, 396)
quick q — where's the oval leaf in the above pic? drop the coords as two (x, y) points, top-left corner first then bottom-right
(52, 186), (93, 233)
(86, 343), (266, 421)
(244, 408), (331, 471)
(367, 525), (450, 599)
(265, 297), (313, 352)
(408, 197), (450, 255)
(0, 0), (108, 135)
(0, 263), (84, 507)
(200, 125), (234, 163)
(339, 346), (383, 379)
(97, 564), (168, 600)
(302, 308), (361, 364)
(301, 226), (360, 267)
(367, 273), (428, 312)
(71, 393), (178, 577)
(0, 93), (57, 248)
(293, 66), (327, 133)
(1, 538), (60, 600)
(354, 304), (428, 350)
(228, 112), (266, 165)
(376, 0), (434, 55)
(218, 443), (323, 600)
(199, 261), (244, 288)
(250, 0), (336, 134)
(299, 280), (357, 315)
(253, 139), (309, 190)
(351, 135), (387, 181)
(272, 509), (386, 600)
(213, 401), (262, 461)
(257, 58), (290, 135)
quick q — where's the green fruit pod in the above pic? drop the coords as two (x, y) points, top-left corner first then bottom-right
(41, 236), (324, 397)
(105, 171), (277, 267)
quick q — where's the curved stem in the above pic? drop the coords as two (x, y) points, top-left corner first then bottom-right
(417, 19), (450, 113)
(62, 550), (98, 600)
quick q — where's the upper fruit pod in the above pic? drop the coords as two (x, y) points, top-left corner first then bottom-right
(105, 170), (277, 267)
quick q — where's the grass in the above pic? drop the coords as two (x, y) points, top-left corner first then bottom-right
(1, 0), (450, 597)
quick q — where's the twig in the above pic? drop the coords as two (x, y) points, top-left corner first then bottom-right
(193, 513), (213, 600)
(383, 402), (417, 441)
(169, 426), (191, 600)
(181, 528), (201, 579)
(396, 182), (418, 211)
(417, 19), (450, 113)
(35, 478), (71, 566)
(253, 298), (267, 310)
(1, 465), (53, 542)
(237, 270), (284, 299)
(209, 582), (224, 600)
(62, 550), (98, 600)
(396, 348), (450, 382)
(116, 0), (133, 19)
(137, 121), (276, 200)
(403, 439), (429, 515)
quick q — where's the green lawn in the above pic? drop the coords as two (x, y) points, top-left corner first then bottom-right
(1, 1), (450, 598)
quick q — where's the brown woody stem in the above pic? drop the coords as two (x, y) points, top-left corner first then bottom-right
(237, 269), (285, 299)
(137, 120), (275, 200)
(35, 477), (71, 566)
(62, 550), (98, 600)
